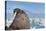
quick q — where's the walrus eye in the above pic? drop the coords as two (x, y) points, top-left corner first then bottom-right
(13, 9), (15, 13)
(13, 9), (16, 14)
(14, 11), (15, 13)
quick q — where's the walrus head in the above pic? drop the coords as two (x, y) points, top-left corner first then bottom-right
(13, 8), (25, 16)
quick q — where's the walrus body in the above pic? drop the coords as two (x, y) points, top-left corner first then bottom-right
(6, 8), (30, 30)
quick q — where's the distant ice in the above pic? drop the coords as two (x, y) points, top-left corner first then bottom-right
(29, 17), (45, 29)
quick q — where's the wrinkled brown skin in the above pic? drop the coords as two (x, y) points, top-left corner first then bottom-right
(8, 9), (30, 30)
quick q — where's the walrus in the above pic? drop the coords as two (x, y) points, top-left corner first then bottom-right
(6, 8), (30, 30)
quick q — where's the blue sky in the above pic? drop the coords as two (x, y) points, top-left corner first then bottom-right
(6, 1), (45, 18)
